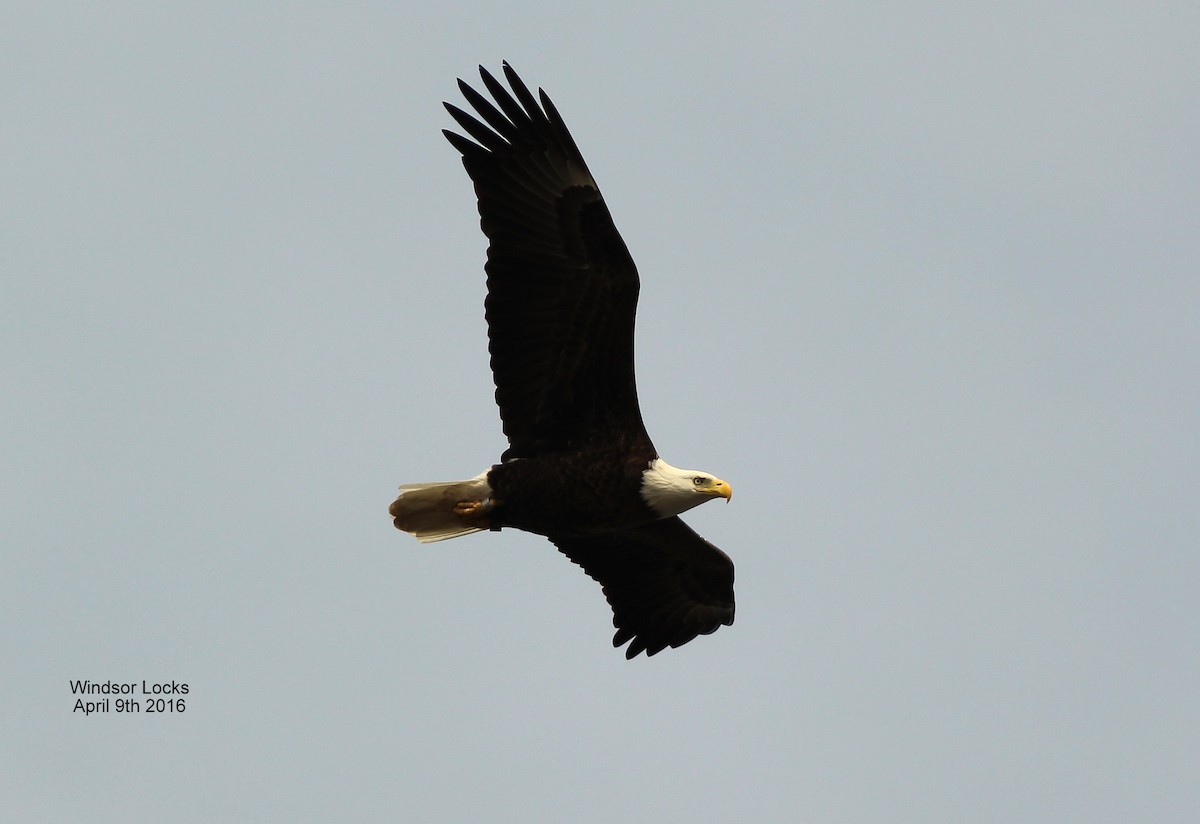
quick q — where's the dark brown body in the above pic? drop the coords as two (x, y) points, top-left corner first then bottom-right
(486, 443), (658, 538)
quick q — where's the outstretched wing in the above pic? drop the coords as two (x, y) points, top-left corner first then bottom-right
(552, 517), (736, 659)
(443, 63), (650, 460)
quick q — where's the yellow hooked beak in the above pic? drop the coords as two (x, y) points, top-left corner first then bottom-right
(709, 478), (733, 502)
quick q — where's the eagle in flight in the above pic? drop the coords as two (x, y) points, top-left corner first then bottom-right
(391, 63), (735, 658)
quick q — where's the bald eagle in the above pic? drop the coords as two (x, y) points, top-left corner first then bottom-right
(390, 63), (735, 658)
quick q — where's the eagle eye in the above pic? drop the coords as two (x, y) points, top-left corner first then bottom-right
(692, 476), (705, 486)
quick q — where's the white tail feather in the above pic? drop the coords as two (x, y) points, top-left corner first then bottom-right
(389, 471), (492, 543)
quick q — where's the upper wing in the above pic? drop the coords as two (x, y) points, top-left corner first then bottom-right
(443, 63), (650, 460)
(552, 517), (736, 659)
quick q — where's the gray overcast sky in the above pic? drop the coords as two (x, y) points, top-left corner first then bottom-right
(4, 2), (1198, 821)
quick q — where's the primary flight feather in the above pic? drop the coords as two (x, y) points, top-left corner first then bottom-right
(391, 63), (735, 658)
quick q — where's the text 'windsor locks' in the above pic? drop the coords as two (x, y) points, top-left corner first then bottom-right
(69, 679), (189, 695)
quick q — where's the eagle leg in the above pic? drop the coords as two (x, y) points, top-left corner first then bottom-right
(452, 497), (495, 517)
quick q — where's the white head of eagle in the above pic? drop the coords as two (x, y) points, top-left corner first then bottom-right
(639, 457), (733, 518)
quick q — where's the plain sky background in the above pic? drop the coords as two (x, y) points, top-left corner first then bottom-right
(3, 2), (1197, 821)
